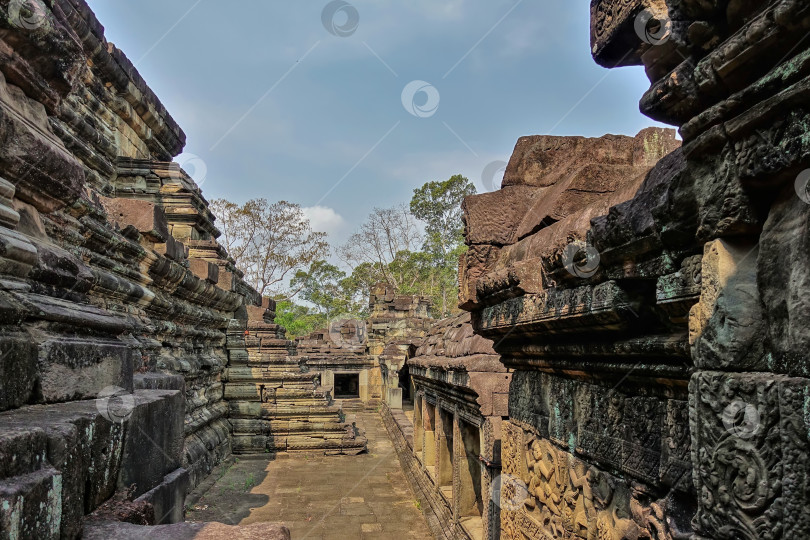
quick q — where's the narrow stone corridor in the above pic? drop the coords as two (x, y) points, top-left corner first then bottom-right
(186, 411), (432, 539)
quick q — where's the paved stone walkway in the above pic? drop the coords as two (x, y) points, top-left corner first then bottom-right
(187, 411), (432, 540)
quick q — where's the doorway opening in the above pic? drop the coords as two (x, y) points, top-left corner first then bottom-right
(334, 373), (360, 398)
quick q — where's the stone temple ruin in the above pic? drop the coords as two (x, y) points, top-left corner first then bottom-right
(296, 283), (433, 409)
(2, 0), (810, 539)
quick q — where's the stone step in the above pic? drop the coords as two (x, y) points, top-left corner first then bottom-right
(0, 467), (62, 540)
(222, 368), (317, 383)
(230, 418), (348, 434)
(228, 402), (342, 418)
(232, 434), (367, 454)
(223, 385), (329, 402)
(0, 390), (183, 539)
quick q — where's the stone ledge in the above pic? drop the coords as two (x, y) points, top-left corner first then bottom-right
(82, 519), (291, 540)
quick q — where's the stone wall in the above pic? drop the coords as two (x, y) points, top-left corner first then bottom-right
(406, 312), (511, 540)
(460, 127), (697, 539)
(297, 318), (377, 404)
(0, 1), (290, 537)
(457, 0), (810, 537)
(368, 283), (434, 407)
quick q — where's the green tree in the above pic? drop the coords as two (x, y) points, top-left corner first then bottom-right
(409, 175), (476, 316)
(273, 300), (326, 339)
(410, 174), (476, 258)
(337, 205), (423, 291)
(290, 260), (351, 319)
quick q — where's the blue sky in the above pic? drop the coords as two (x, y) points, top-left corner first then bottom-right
(87, 0), (667, 248)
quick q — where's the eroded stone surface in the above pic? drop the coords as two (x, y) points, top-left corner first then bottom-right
(224, 301), (367, 455)
(452, 1), (810, 538)
(0, 1), (286, 536)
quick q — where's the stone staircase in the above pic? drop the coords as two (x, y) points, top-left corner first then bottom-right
(224, 302), (367, 454)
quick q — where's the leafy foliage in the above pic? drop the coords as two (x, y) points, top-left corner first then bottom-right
(290, 260), (368, 319)
(339, 175), (476, 317)
(410, 174), (476, 257)
(213, 175), (475, 328)
(337, 205), (423, 291)
(273, 300), (326, 339)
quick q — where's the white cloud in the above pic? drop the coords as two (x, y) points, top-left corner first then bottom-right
(302, 205), (346, 234)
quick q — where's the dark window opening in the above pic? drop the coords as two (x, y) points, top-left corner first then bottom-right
(334, 373), (360, 398)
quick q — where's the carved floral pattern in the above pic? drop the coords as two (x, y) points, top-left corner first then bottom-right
(500, 422), (685, 540)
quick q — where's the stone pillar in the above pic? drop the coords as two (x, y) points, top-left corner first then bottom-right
(358, 369), (370, 402)
(386, 387), (403, 409)
(437, 405), (454, 493)
(457, 419), (482, 520)
(413, 393), (424, 455)
(423, 400), (437, 475)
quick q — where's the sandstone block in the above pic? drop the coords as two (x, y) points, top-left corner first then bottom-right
(36, 336), (133, 403)
(0, 333), (37, 411)
(119, 390), (185, 498)
(134, 468), (189, 525)
(188, 258), (218, 284)
(100, 197), (169, 242)
(154, 235), (186, 262)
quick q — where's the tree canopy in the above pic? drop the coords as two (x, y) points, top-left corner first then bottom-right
(212, 175), (476, 335)
(210, 198), (328, 297)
